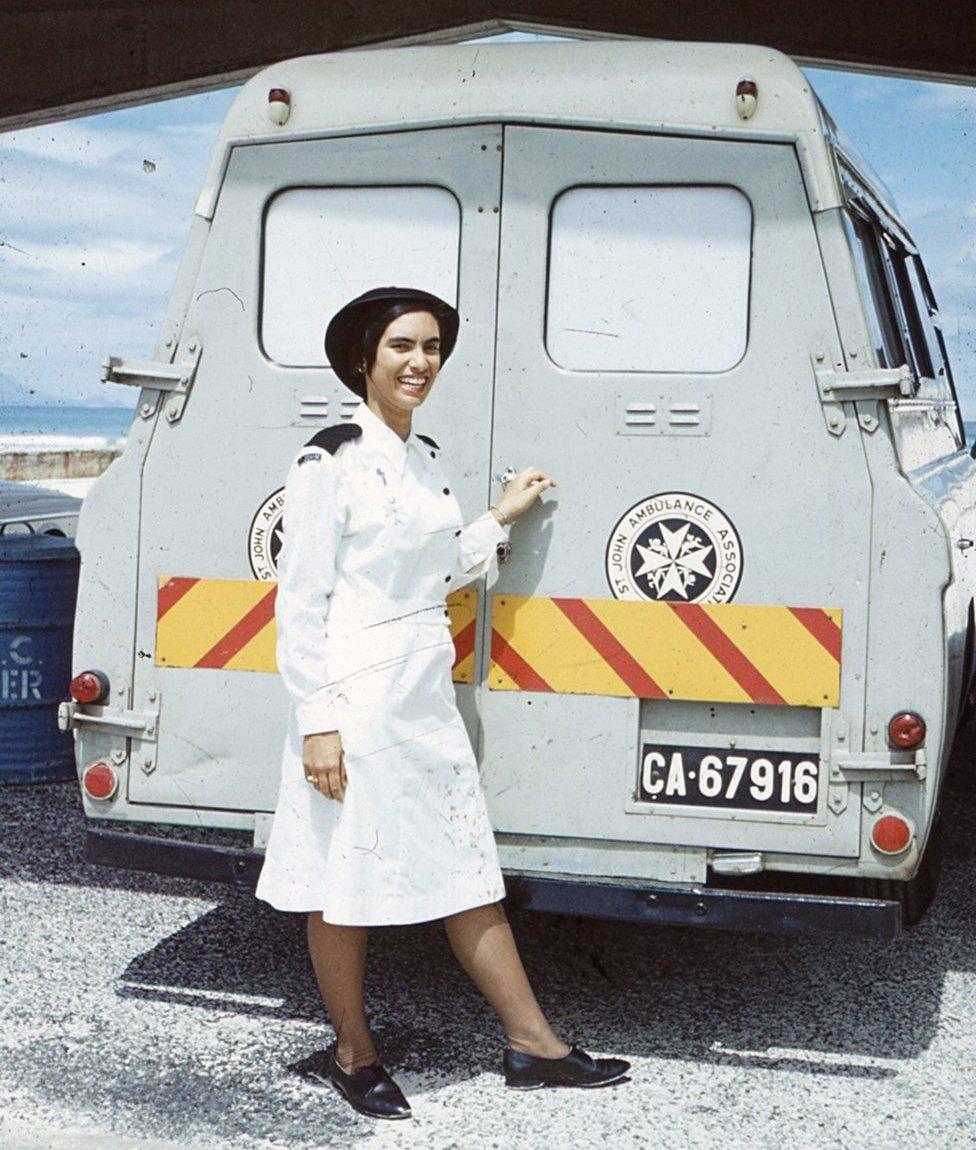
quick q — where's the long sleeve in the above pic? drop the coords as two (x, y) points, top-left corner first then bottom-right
(452, 510), (509, 588)
(274, 447), (347, 737)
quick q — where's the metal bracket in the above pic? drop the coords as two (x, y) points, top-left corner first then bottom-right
(863, 787), (884, 814)
(253, 813), (274, 850)
(827, 783), (849, 815)
(856, 401), (880, 434)
(815, 361), (913, 404)
(825, 708), (849, 813)
(831, 748), (926, 783)
(101, 340), (202, 424)
(58, 700), (158, 742)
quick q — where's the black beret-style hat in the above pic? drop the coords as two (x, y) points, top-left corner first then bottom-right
(324, 286), (461, 399)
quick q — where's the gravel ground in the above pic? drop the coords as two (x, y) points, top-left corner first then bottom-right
(0, 780), (973, 1150)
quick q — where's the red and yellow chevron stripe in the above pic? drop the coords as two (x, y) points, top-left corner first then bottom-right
(489, 596), (842, 707)
(154, 577), (478, 683)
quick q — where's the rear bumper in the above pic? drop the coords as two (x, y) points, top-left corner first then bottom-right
(84, 827), (903, 940)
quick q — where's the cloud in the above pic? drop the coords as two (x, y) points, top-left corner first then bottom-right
(0, 90), (233, 406)
(908, 83), (976, 121)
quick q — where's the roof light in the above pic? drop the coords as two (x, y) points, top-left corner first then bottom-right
(82, 761), (118, 802)
(888, 711), (925, 749)
(268, 87), (291, 126)
(736, 78), (758, 120)
(871, 813), (913, 856)
(69, 669), (109, 705)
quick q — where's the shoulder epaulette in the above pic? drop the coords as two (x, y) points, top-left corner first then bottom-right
(416, 432), (440, 451)
(304, 423), (363, 455)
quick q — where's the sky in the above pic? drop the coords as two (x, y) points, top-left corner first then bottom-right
(0, 41), (974, 418)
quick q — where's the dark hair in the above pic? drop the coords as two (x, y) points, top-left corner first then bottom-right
(357, 300), (451, 379)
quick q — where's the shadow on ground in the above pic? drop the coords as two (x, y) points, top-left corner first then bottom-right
(1, 769), (973, 1146)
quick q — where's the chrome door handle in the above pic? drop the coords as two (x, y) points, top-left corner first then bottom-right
(494, 467), (518, 486)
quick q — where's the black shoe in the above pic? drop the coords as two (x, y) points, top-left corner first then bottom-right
(503, 1044), (630, 1089)
(326, 1044), (412, 1119)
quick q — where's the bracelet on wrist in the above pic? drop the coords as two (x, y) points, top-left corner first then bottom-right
(490, 505), (511, 527)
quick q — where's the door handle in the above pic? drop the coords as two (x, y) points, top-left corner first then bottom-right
(495, 466), (518, 487)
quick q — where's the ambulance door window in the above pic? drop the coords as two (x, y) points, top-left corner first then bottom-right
(261, 186), (460, 366)
(545, 185), (752, 372)
(842, 207), (907, 372)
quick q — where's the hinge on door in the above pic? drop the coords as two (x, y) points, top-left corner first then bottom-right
(815, 361), (913, 403)
(830, 748), (926, 782)
(812, 353), (912, 438)
(58, 700), (158, 742)
(101, 340), (202, 424)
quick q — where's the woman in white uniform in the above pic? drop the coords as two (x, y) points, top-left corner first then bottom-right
(255, 287), (630, 1118)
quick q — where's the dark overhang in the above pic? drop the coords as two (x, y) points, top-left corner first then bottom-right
(3, 2), (976, 131)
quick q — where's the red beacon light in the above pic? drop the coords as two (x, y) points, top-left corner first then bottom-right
(888, 711), (926, 749)
(268, 87), (291, 126)
(82, 761), (118, 802)
(69, 669), (109, 705)
(871, 813), (913, 856)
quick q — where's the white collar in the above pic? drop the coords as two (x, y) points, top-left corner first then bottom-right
(354, 401), (428, 466)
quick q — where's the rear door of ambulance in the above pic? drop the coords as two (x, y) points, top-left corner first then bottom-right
(480, 127), (867, 875)
(130, 127), (504, 814)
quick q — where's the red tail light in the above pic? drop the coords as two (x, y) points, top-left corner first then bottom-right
(871, 813), (913, 856)
(82, 761), (118, 802)
(888, 711), (925, 749)
(69, 669), (109, 705)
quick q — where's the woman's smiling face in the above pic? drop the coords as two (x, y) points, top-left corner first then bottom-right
(364, 310), (442, 419)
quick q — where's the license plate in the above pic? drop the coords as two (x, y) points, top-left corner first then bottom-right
(638, 743), (820, 813)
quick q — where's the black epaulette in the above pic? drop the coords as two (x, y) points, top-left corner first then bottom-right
(304, 423), (363, 455)
(416, 432), (440, 451)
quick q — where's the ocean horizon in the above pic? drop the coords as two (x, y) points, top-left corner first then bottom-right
(0, 404), (135, 452)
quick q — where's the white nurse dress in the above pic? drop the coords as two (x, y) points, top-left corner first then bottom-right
(254, 401), (509, 925)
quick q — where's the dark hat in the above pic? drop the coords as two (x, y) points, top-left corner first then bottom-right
(324, 286), (461, 399)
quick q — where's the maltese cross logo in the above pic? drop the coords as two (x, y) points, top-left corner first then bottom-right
(633, 520), (716, 600)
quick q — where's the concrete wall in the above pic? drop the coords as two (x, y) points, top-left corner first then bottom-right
(0, 449), (122, 482)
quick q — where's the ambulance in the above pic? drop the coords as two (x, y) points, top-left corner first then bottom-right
(60, 39), (975, 937)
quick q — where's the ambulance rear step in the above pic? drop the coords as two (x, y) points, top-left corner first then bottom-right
(84, 828), (902, 940)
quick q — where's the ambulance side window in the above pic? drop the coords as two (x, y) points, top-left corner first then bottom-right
(842, 208), (906, 372)
(901, 252), (965, 446)
(260, 186), (460, 367)
(876, 232), (935, 386)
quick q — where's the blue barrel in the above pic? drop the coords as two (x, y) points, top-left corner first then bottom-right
(0, 533), (80, 783)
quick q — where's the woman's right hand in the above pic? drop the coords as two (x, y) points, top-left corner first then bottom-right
(303, 731), (346, 801)
(494, 466), (557, 524)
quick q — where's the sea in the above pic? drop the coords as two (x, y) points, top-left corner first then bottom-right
(0, 405), (135, 453)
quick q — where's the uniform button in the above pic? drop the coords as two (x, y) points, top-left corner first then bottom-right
(443, 487), (450, 495)
(430, 450), (437, 458)
(445, 575), (452, 582)
(454, 529), (461, 537)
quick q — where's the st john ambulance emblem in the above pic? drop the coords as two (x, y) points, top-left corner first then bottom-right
(248, 487), (285, 580)
(605, 492), (743, 603)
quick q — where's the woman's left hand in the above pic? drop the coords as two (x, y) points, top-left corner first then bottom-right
(494, 467), (557, 524)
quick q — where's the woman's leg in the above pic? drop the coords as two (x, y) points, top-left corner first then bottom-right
(442, 901), (571, 1058)
(307, 913), (379, 1071)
